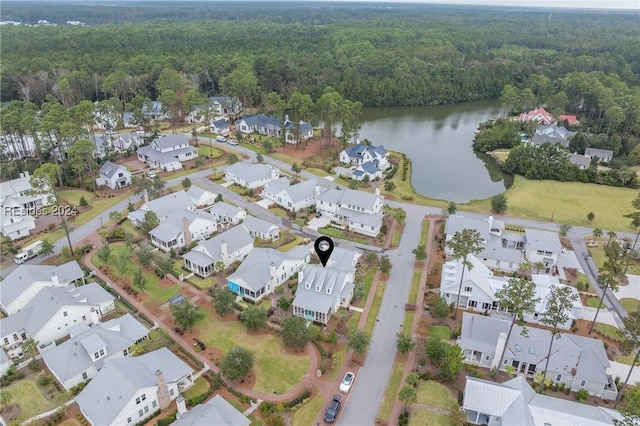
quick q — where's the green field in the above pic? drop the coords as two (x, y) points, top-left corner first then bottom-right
(464, 176), (637, 232)
(354, 267), (378, 309)
(198, 312), (310, 394)
(595, 323), (624, 342)
(377, 362), (405, 423)
(408, 410), (450, 426)
(182, 377), (210, 399)
(589, 242), (640, 275)
(4, 379), (57, 420)
(291, 395), (323, 426)
(416, 380), (456, 409)
(429, 325), (452, 341)
(318, 225), (370, 245)
(620, 298), (640, 313)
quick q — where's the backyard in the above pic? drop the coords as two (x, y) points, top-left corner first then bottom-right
(1, 378), (62, 423)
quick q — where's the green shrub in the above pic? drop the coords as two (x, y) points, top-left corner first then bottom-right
(576, 388), (589, 402)
(70, 381), (88, 396)
(37, 374), (53, 386)
(186, 393), (209, 406)
(28, 359), (40, 371)
(156, 412), (177, 426)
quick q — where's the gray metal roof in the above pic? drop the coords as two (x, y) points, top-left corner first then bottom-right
(478, 245), (523, 263)
(0, 283), (113, 336)
(99, 161), (127, 179)
(0, 261), (84, 308)
(43, 313), (149, 384)
(445, 215), (491, 242)
(524, 228), (563, 253)
(569, 154), (592, 168)
(228, 248), (291, 292)
(209, 202), (245, 219)
(152, 134), (189, 150)
(316, 188), (343, 204)
(76, 348), (192, 425)
(174, 395), (250, 426)
(137, 190), (194, 220)
(149, 209), (216, 242)
(225, 163), (276, 185)
(137, 144), (197, 166)
(185, 225), (253, 267)
(349, 212), (383, 228)
(284, 179), (317, 204)
(243, 216), (279, 237)
(585, 148), (613, 159)
(292, 264), (353, 314)
(459, 312), (510, 356)
(342, 188), (381, 211)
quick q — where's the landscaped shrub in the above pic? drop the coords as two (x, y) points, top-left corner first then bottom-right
(186, 392), (209, 406)
(283, 390), (311, 409)
(398, 409), (410, 426)
(14, 371), (25, 380)
(278, 297), (290, 309)
(70, 381), (88, 396)
(576, 388), (589, 402)
(156, 412), (177, 426)
(37, 374), (53, 386)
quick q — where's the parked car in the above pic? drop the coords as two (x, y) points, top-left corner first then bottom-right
(146, 170), (157, 178)
(339, 371), (355, 393)
(323, 394), (342, 423)
(216, 135), (227, 142)
(227, 139), (239, 146)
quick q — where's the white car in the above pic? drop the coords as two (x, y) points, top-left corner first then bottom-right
(216, 135), (227, 143)
(146, 171), (157, 178)
(227, 139), (239, 146)
(339, 371), (355, 393)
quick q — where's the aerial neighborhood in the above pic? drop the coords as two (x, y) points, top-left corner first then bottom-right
(1, 4), (639, 426)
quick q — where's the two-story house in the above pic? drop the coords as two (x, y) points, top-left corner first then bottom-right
(136, 135), (197, 171)
(0, 283), (114, 356)
(209, 96), (242, 116)
(42, 314), (149, 390)
(142, 101), (170, 121)
(96, 161), (132, 190)
(339, 143), (389, 181)
(523, 228), (563, 274)
(292, 247), (360, 324)
(127, 190), (195, 228)
(174, 394), (250, 425)
(316, 188), (384, 237)
(262, 178), (320, 212)
(149, 209), (218, 252)
(0, 261), (85, 315)
(76, 348), (194, 426)
(227, 246), (310, 302)
(529, 123), (576, 148)
(459, 313), (619, 401)
(243, 216), (280, 241)
(463, 376), (621, 426)
(223, 163), (280, 189)
(518, 107), (555, 125)
(0, 171), (54, 240)
(183, 224), (254, 278)
(210, 118), (230, 136)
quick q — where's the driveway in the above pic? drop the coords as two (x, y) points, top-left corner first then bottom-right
(578, 306), (619, 327)
(307, 215), (330, 231)
(255, 198), (272, 209)
(609, 361), (640, 385)
(616, 275), (640, 302)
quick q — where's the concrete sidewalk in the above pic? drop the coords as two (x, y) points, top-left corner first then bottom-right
(578, 306), (619, 328)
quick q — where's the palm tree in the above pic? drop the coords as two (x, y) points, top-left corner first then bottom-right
(592, 228), (603, 242)
(606, 230), (617, 247)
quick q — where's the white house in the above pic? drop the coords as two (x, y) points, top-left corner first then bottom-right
(142, 101), (170, 121)
(0, 261), (85, 315)
(43, 314), (149, 390)
(96, 161), (132, 190)
(174, 394), (250, 426)
(94, 133), (143, 158)
(293, 247), (360, 324)
(0, 349), (12, 377)
(209, 96), (242, 116)
(136, 134), (197, 171)
(523, 228), (563, 274)
(459, 313), (619, 401)
(440, 254), (582, 329)
(0, 198), (36, 241)
(224, 163), (280, 189)
(463, 376), (621, 426)
(186, 185), (217, 207)
(316, 188), (384, 237)
(208, 202), (246, 225)
(262, 178), (320, 212)
(339, 143), (389, 181)
(227, 246), (310, 302)
(284, 121), (314, 144)
(529, 123), (575, 148)
(0, 283), (114, 356)
(149, 209), (218, 252)
(127, 190), (195, 228)
(243, 216), (280, 241)
(235, 114), (283, 136)
(210, 118), (230, 136)
(0, 172), (53, 211)
(76, 348), (194, 426)
(0, 172), (55, 239)
(183, 224), (254, 278)
(585, 147), (614, 163)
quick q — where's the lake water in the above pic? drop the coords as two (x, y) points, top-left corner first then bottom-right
(357, 100), (512, 203)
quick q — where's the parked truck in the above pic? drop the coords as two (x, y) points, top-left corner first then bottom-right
(14, 240), (44, 264)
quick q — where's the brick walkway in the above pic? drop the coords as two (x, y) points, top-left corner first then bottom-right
(79, 231), (321, 404)
(390, 217), (438, 423)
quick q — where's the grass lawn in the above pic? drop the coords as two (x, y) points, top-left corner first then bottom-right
(306, 167), (331, 177)
(291, 395), (323, 426)
(429, 325), (452, 341)
(408, 410), (450, 426)
(355, 267), (377, 308)
(391, 225), (403, 247)
(382, 152), (448, 207)
(364, 280), (386, 337)
(198, 311), (309, 394)
(329, 345), (349, 381)
(269, 206), (289, 219)
(90, 245), (181, 307)
(182, 377), (210, 399)
(5, 379), (57, 419)
(59, 188), (131, 227)
(187, 274), (217, 289)
(589, 243), (640, 275)
(620, 298), (640, 313)
(615, 351), (640, 366)
(409, 268), (421, 306)
(271, 152), (297, 166)
(463, 176), (637, 232)
(403, 311), (415, 334)
(596, 323), (623, 342)
(377, 362), (404, 422)
(346, 311), (361, 331)
(416, 380), (456, 409)
(489, 149), (511, 164)
(318, 226), (370, 245)
(587, 297), (602, 308)
(197, 145), (223, 158)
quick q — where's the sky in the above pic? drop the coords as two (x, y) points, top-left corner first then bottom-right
(325, 0), (640, 9)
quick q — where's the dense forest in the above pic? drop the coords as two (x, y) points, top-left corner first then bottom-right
(1, 2), (639, 108)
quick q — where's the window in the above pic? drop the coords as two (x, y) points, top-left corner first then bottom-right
(136, 397), (141, 404)
(138, 409), (144, 417)
(13, 334), (18, 341)
(144, 406), (149, 413)
(94, 352), (100, 359)
(485, 355), (490, 361)
(556, 374), (562, 381)
(123, 349), (128, 356)
(464, 286), (472, 292)
(82, 372), (88, 380)
(141, 394), (146, 401)
(99, 348), (105, 356)
(3, 338), (8, 345)
(580, 380), (586, 387)
(515, 344), (522, 352)
(529, 348), (535, 355)
(82, 315), (86, 321)
(170, 389), (174, 396)
(63, 311), (68, 317)
(152, 401), (157, 409)
(127, 418), (132, 423)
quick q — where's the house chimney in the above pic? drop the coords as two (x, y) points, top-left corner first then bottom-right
(176, 395), (187, 418)
(220, 240), (228, 260)
(375, 187), (380, 196)
(298, 270), (304, 285)
(155, 369), (171, 409)
(89, 307), (100, 325)
(183, 217), (191, 247)
(269, 262), (277, 284)
(143, 190), (149, 204)
(51, 273), (60, 286)
(491, 331), (508, 371)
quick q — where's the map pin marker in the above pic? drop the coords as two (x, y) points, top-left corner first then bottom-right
(314, 236), (334, 267)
